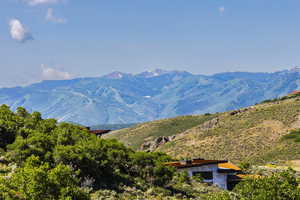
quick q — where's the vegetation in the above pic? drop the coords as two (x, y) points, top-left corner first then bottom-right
(261, 92), (300, 104)
(206, 169), (300, 200)
(282, 129), (300, 142)
(0, 156), (89, 200)
(0, 105), (223, 199)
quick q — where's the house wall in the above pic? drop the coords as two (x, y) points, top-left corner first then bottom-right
(214, 172), (227, 190)
(180, 164), (228, 189)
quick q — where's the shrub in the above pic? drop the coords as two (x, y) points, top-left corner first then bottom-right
(0, 155), (89, 200)
(234, 169), (300, 200)
(282, 129), (300, 142)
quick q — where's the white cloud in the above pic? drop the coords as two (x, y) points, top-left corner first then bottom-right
(219, 6), (225, 15)
(46, 8), (67, 23)
(9, 19), (33, 43)
(41, 64), (73, 80)
(23, 0), (61, 6)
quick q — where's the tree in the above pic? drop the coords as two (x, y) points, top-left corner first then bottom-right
(53, 138), (133, 188)
(0, 105), (21, 150)
(207, 169), (300, 200)
(16, 107), (29, 118)
(0, 106), (178, 196)
(128, 152), (175, 186)
(0, 156), (89, 200)
(0, 120), (17, 150)
(234, 169), (300, 200)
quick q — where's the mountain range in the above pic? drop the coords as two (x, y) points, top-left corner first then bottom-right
(0, 68), (300, 125)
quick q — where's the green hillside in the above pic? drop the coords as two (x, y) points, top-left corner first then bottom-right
(104, 114), (218, 150)
(106, 94), (300, 164)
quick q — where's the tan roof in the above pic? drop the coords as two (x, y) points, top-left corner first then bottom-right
(165, 159), (241, 171)
(218, 162), (241, 171)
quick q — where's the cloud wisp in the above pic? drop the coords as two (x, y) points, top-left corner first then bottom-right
(219, 6), (225, 16)
(46, 8), (67, 23)
(41, 65), (73, 80)
(23, 0), (61, 6)
(9, 19), (33, 43)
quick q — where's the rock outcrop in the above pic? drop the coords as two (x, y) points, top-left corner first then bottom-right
(140, 136), (176, 152)
(199, 117), (219, 131)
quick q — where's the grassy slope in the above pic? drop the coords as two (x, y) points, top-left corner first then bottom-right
(104, 114), (218, 150)
(106, 97), (300, 164)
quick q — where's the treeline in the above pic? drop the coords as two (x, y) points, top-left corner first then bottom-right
(0, 105), (175, 199)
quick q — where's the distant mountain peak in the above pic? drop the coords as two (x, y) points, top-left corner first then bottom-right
(104, 71), (129, 79)
(103, 69), (190, 79)
(289, 66), (300, 73)
(137, 69), (168, 78)
(276, 66), (300, 75)
(137, 69), (190, 78)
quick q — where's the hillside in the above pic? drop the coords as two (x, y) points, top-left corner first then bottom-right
(106, 94), (300, 164)
(104, 114), (218, 149)
(1, 68), (300, 125)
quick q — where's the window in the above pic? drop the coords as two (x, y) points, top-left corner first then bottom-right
(193, 171), (213, 180)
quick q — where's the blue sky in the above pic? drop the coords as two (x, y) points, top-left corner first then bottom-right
(1, 0), (300, 87)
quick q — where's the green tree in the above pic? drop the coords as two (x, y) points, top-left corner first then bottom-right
(207, 169), (300, 200)
(16, 107), (29, 118)
(234, 169), (300, 200)
(0, 105), (21, 150)
(53, 138), (133, 188)
(128, 152), (175, 186)
(0, 156), (89, 200)
(0, 105), (178, 196)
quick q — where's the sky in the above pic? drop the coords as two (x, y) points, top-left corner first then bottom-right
(1, 0), (300, 87)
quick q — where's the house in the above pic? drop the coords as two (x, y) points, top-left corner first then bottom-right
(165, 158), (242, 190)
(85, 127), (111, 137)
(89, 129), (111, 137)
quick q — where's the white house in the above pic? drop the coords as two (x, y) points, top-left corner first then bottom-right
(165, 158), (242, 190)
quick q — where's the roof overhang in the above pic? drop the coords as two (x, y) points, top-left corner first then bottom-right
(165, 160), (228, 169)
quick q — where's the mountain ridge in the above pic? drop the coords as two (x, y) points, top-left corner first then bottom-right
(0, 68), (300, 125)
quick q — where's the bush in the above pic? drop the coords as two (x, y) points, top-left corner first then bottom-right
(238, 161), (251, 171)
(128, 152), (175, 186)
(0, 155), (89, 200)
(282, 129), (300, 142)
(205, 169), (300, 200)
(233, 169), (300, 200)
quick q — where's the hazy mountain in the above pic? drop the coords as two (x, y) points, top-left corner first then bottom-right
(0, 68), (299, 126)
